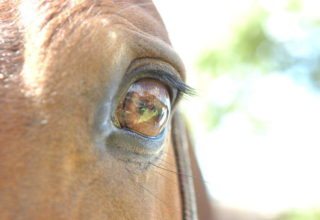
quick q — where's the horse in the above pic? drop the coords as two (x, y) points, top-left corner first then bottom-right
(0, 0), (213, 219)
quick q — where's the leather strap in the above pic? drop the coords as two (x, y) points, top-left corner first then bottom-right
(172, 113), (198, 220)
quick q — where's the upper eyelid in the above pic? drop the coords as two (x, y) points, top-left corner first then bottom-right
(125, 59), (193, 92)
(117, 58), (195, 112)
(125, 66), (194, 106)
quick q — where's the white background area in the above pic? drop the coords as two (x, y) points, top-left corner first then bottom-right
(154, 0), (320, 214)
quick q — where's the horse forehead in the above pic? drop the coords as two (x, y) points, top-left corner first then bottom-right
(0, 0), (174, 140)
(0, 0), (170, 82)
(19, 0), (169, 43)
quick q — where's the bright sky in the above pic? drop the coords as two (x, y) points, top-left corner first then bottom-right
(154, 0), (320, 215)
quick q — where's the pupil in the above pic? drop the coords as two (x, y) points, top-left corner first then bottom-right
(137, 100), (148, 114)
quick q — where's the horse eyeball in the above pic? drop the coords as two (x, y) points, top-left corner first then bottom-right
(114, 79), (170, 137)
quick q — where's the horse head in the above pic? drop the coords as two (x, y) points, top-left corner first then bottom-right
(0, 1), (212, 219)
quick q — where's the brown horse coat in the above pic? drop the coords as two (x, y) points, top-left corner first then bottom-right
(0, 0), (213, 219)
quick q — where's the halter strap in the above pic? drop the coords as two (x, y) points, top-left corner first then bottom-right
(172, 113), (198, 220)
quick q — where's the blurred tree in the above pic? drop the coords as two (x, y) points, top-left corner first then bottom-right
(276, 207), (320, 220)
(196, 0), (320, 130)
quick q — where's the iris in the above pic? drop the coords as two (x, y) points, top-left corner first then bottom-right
(114, 78), (170, 137)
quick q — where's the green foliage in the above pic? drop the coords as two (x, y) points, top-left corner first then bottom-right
(196, 0), (320, 130)
(276, 208), (320, 220)
(198, 0), (320, 88)
(286, 0), (302, 12)
(196, 3), (305, 78)
(202, 102), (238, 131)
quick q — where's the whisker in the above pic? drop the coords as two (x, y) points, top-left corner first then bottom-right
(124, 165), (173, 209)
(150, 162), (211, 185)
(152, 169), (178, 184)
(155, 155), (177, 168)
(150, 162), (180, 174)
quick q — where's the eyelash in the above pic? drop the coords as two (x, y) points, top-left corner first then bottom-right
(121, 67), (195, 107)
(153, 72), (195, 100)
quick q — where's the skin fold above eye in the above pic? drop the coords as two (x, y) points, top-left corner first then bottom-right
(114, 78), (171, 137)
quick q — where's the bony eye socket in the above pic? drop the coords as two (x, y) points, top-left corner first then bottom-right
(114, 78), (171, 137)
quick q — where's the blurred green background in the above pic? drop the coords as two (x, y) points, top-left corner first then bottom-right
(197, 0), (320, 131)
(155, 0), (320, 219)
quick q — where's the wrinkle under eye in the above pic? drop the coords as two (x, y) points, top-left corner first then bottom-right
(114, 78), (170, 137)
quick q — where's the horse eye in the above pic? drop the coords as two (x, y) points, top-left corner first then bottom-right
(114, 78), (171, 137)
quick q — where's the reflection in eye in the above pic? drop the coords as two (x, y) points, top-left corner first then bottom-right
(114, 79), (171, 137)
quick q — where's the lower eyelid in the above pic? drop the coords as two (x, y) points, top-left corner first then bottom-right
(105, 126), (166, 161)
